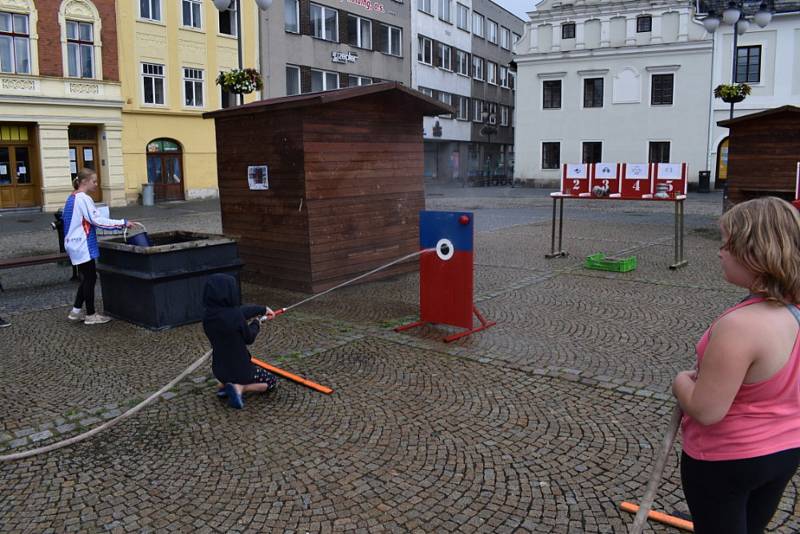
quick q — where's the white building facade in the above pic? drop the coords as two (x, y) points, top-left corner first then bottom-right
(514, 0), (712, 186)
(700, 1), (800, 186)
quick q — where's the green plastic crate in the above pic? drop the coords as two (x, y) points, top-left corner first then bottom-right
(584, 253), (637, 273)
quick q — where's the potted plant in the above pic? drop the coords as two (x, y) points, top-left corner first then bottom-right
(215, 68), (264, 95)
(713, 83), (751, 104)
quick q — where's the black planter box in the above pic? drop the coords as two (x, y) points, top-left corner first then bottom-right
(98, 231), (242, 330)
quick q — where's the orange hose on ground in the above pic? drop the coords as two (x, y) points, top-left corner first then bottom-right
(251, 357), (333, 395)
(620, 502), (694, 532)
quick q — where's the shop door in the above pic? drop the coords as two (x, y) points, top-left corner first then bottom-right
(0, 145), (36, 208)
(146, 139), (184, 202)
(69, 144), (101, 202)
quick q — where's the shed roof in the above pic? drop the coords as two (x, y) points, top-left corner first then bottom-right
(717, 105), (800, 127)
(203, 82), (454, 119)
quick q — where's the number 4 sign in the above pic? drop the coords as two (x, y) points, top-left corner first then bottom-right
(621, 163), (653, 199)
(561, 163), (590, 196)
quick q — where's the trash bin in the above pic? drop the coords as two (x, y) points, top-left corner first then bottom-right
(141, 183), (155, 206)
(698, 171), (711, 193)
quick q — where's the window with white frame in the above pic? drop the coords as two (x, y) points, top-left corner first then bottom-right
(284, 0), (299, 32)
(439, 0), (451, 22)
(500, 27), (510, 49)
(347, 14), (372, 49)
(438, 91), (452, 107)
(499, 65), (508, 88)
(219, 3), (237, 36)
(486, 19), (497, 44)
(348, 74), (372, 86)
(286, 64), (300, 95)
(418, 35), (432, 64)
(486, 61), (497, 85)
(418, 0), (431, 14)
(311, 69), (338, 92)
(472, 99), (483, 122)
(472, 12), (484, 37)
(500, 105), (509, 126)
(457, 96), (469, 120)
(438, 43), (451, 70)
(419, 86), (433, 97)
(183, 67), (204, 107)
(0, 12), (29, 74)
(472, 55), (483, 80)
(140, 0), (162, 21)
(66, 20), (94, 78)
(310, 3), (337, 41)
(380, 24), (401, 56)
(182, 0), (202, 28)
(456, 49), (468, 76)
(456, 3), (469, 31)
(542, 142), (560, 169)
(142, 63), (165, 105)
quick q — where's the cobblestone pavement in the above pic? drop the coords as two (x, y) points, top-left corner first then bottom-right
(1, 189), (798, 533)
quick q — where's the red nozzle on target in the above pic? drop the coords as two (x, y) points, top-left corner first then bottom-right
(459, 215), (470, 225)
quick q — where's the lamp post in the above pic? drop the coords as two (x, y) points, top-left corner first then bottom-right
(701, 1), (772, 204)
(702, 1), (773, 120)
(213, 0), (273, 104)
(480, 110), (497, 186)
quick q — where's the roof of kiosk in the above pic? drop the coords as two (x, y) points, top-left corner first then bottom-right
(717, 105), (800, 127)
(203, 82), (454, 119)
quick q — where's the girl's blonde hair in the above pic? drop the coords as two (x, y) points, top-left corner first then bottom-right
(72, 168), (96, 189)
(720, 196), (800, 304)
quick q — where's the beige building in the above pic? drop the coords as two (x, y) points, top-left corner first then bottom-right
(0, 0), (125, 212)
(116, 0), (261, 203)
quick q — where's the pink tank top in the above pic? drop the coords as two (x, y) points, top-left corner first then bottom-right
(681, 297), (800, 461)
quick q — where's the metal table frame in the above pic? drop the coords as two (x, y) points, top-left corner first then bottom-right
(545, 193), (688, 270)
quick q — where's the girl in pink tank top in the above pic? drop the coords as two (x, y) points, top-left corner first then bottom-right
(672, 197), (800, 534)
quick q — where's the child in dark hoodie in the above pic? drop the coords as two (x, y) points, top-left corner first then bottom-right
(202, 273), (277, 409)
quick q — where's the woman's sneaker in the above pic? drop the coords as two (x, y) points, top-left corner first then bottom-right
(67, 309), (85, 321)
(84, 314), (112, 325)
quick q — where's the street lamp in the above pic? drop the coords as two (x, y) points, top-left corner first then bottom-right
(702, 1), (773, 119)
(214, 0), (272, 103)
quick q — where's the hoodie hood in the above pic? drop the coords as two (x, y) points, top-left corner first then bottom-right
(203, 273), (240, 309)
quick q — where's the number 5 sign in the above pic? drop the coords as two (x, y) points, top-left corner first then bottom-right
(621, 163), (653, 199)
(653, 163), (688, 199)
(561, 163), (590, 196)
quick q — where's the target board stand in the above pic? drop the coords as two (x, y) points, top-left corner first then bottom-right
(394, 211), (496, 343)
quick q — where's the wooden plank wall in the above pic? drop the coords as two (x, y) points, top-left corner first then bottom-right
(728, 113), (800, 204)
(303, 93), (425, 292)
(214, 110), (313, 291)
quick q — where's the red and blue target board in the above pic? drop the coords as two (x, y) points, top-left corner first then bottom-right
(395, 210), (495, 342)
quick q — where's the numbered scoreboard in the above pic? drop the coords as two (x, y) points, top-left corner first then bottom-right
(561, 163), (590, 196)
(621, 163), (653, 199)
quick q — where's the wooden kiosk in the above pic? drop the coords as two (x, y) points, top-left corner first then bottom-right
(718, 105), (800, 205)
(204, 83), (452, 292)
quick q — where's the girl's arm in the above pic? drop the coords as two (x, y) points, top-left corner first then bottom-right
(78, 194), (128, 230)
(241, 318), (260, 345)
(672, 312), (756, 425)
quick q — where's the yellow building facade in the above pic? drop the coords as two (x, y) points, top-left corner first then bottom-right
(116, 0), (260, 204)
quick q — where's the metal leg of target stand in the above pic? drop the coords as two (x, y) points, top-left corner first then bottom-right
(545, 196), (568, 259)
(670, 199), (688, 270)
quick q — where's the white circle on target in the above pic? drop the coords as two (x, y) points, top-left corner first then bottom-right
(436, 238), (454, 261)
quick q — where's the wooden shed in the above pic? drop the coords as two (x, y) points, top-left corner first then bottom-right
(718, 105), (800, 205)
(203, 82), (452, 293)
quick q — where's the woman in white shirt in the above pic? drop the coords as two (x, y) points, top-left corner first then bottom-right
(63, 169), (136, 324)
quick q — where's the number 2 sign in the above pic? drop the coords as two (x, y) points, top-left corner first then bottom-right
(561, 163), (590, 196)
